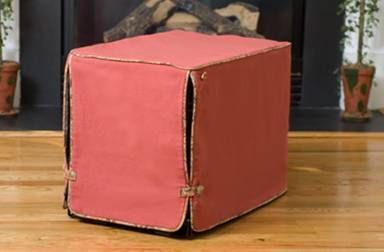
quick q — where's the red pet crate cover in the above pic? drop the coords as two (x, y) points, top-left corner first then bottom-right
(63, 30), (291, 233)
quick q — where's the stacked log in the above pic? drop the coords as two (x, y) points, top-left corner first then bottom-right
(104, 0), (263, 42)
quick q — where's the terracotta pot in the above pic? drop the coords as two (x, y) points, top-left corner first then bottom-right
(0, 61), (19, 116)
(341, 64), (375, 122)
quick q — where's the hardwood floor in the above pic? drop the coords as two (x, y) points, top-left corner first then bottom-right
(0, 131), (384, 251)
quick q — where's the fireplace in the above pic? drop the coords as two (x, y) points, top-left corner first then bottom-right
(63, 0), (306, 107)
(20, 0), (342, 113)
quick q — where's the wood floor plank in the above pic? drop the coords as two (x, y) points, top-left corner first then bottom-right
(0, 132), (383, 250)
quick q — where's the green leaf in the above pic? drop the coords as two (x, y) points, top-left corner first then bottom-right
(7, 75), (16, 86)
(360, 83), (369, 95)
(5, 95), (13, 106)
(344, 68), (359, 92)
(357, 100), (365, 113)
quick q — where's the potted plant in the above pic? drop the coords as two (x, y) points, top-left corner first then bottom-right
(339, 0), (380, 121)
(0, 0), (19, 116)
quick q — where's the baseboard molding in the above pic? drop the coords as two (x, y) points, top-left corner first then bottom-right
(0, 131), (63, 138)
(0, 130), (384, 139)
(289, 131), (384, 138)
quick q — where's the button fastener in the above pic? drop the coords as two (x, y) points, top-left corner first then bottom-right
(200, 72), (208, 80)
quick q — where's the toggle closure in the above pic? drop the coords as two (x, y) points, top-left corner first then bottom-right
(63, 164), (77, 182)
(180, 185), (204, 197)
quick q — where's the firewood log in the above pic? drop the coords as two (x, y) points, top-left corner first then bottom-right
(161, 12), (216, 34)
(103, 0), (177, 42)
(165, 12), (201, 31)
(174, 0), (262, 38)
(103, 0), (264, 42)
(215, 2), (260, 32)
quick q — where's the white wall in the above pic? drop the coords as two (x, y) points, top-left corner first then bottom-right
(343, 1), (384, 109)
(4, 0), (20, 108)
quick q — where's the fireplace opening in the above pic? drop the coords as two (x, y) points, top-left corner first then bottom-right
(63, 0), (306, 107)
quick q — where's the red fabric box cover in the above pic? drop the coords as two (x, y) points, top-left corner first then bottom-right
(63, 30), (291, 233)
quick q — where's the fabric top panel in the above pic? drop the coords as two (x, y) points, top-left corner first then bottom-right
(71, 30), (290, 70)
